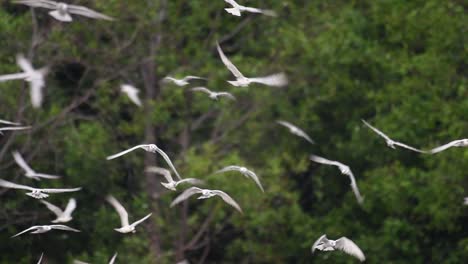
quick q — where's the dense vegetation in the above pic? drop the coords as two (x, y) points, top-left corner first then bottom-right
(0, 0), (467, 263)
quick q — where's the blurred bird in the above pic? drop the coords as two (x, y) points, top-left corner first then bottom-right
(190, 87), (236, 101)
(215, 165), (264, 192)
(427, 139), (468, 154)
(13, 151), (61, 180)
(277, 120), (314, 144)
(362, 119), (427, 153)
(11, 224), (80, 238)
(120, 84), (142, 107)
(13, 0), (114, 22)
(0, 54), (48, 108)
(0, 178), (81, 199)
(224, 0), (277, 17)
(37, 253), (44, 264)
(108, 253), (118, 264)
(145, 166), (204, 191)
(217, 43), (287, 87)
(312, 234), (365, 262)
(106, 195), (152, 234)
(107, 144), (182, 180)
(171, 187), (243, 213)
(309, 155), (364, 204)
(0, 119), (21, 126)
(163, 76), (206, 86)
(40, 198), (76, 223)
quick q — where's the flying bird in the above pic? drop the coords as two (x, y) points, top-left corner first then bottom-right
(120, 84), (142, 107)
(277, 120), (314, 144)
(190, 87), (236, 101)
(13, 0), (114, 22)
(13, 151), (61, 180)
(171, 187), (243, 213)
(11, 224), (80, 238)
(0, 119), (21, 126)
(215, 166), (264, 192)
(145, 166), (204, 191)
(108, 253), (118, 264)
(427, 139), (468, 154)
(107, 144), (182, 180)
(0, 178), (81, 199)
(310, 155), (364, 204)
(224, 0), (277, 17)
(312, 234), (365, 262)
(40, 198), (76, 223)
(106, 195), (152, 234)
(362, 119), (427, 153)
(37, 253), (44, 264)
(163, 76), (206, 86)
(0, 54), (48, 108)
(217, 43), (287, 87)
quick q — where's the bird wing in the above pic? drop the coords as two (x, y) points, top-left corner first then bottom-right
(11, 226), (39, 237)
(345, 171), (364, 204)
(30, 77), (44, 108)
(16, 54), (35, 73)
(241, 6), (277, 16)
(130, 213), (152, 227)
(217, 92), (237, 100)
(0, 178), (34, 191)
(311, 234), (327, 253)
(224, 0), (239, 8)
(245, 169), (264, 192)
(277, 120), (314, 143)
(212, 190), (243, 213)
(0, 126), (31, 132)
(12, 151), (35, 174)
(393, 141), (428, 153)
(32, 173), (61, 179)
(175, 178), (205, 187)
(125, 90), (143, 107)
(63, 198), (77, 216)
(428, 140), (459, 154)
(361, 119), (392, 142)
(145, 166), (173, 182)
(40, 187), (81, 193)
(106, 145), (146, 160)
(216, 42), (244, 78)
(12, 0), (57, 9)
(249, 72), (288, 87)
(170, 187), (203, 207)
(37, 253), (44, 264)
(108, 253), (118, 264)
(40, 200), (64, 217)
(106, 195), (130, 227)
(190, 87), (212, 95)
(50, 225), (80, 232)
(154, 147), (182, 180)
(0, 72), (29, 82)
(0, 119), (21, 126)
(310, 155), (343, 168)
(162, 76), (176, 83)
(68, 4), (115, 21)
(183, 76), (206, 81)
(335, 237), (366, 261)
(215, 165), (241, 174)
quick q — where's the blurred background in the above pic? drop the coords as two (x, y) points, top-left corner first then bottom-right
(0, 0), (467, 263)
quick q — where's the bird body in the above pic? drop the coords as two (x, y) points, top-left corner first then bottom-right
(312, 234), (365, 262)
(120, 84), (142, 107)
(163, 76), (206, 86)
(224, 0), (277, 17)
(106, 195), (152, 233)
(40, 198), (76, 223)
(215, 165), (264, 192)
(171, 187), (243, 213)
(11, 224), (80, 237)
(145, 166), (203, 191)
(13, 151), (61, 180)
(0, 178), (81, 199)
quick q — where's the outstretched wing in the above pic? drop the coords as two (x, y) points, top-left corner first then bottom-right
(215, 165), (242, 174)
(244, 169), (264, 193)
(249, 72), (288, 87)
(428, 140), (460, 154)
(212, 190), (243, 213)
(170, 187), (203, 207)
(310, 154), (343, 168)
(242, 6), (277, 17)
(130, 213), (152, 228)
(68, 4), (115, 21)
(40, 187), (81, 194)
(154, 147), (182, 180)
(216, 42), (244, 78)
(311, 234), (327, 253)
(33, 173), (61, 179)
(191, 87), (212, 95)
(277, 120), (314, 143)
(63, 198), (77, 216)
(345, 171), (364, 204)
(106, 145), (146, 160)
(13, 0), (57, 9)
(361, 119), (392, 142)
(29, 78), (44, 108)
(0, 126), (31, 132)
(0, 72), (29, 82)
(335, 237), (366, 262)
(0, 178), (34, 191)
(0, 119), (21, 126)
(106, 195), (129, 227)
(50, 225), (81, 232)
(40, 200), (64, 217)
(393, 141), (428, 153)
(145, 166), (173, 182)
(12, 151), (34, 174)
(37, 252), (44, 264)
(217, 92), (237, 101)
(183, 76), (206, 81)
(11, 226), (38, 237)
(108, 253), (118, 264)
(175, 178), (205, 187)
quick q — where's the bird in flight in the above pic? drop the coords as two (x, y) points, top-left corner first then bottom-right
(13, 151), (62, 181)
(0, 178), (81, 199)
(40, 198), (76, 223)
(11, 224), (80, 238)
(217, 42), (288, 87)
(215, 166), (264, 192)
(163, 76), (206, 86)
(362, 119), (427, 153)
(427, 139), (468, 154)
(120, 84), (142, 107)
(108, 253), (118, 264)
(107, 144), (182, 180)
(310, 155), (364, 204)
(171, 187), (243, 213)
(0, 54), (48, 108)
(277, 120), (314, 144)
(190, 87), (236, 101)
(0, 119), (21, 126)
(106, 195), (152, 234)
(145, 166), (204, 191)
(13, 0), (114, 22)
(224, 0), (277, 17)
(312, 234), (365, 262)
(37, 253), (44, 264)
